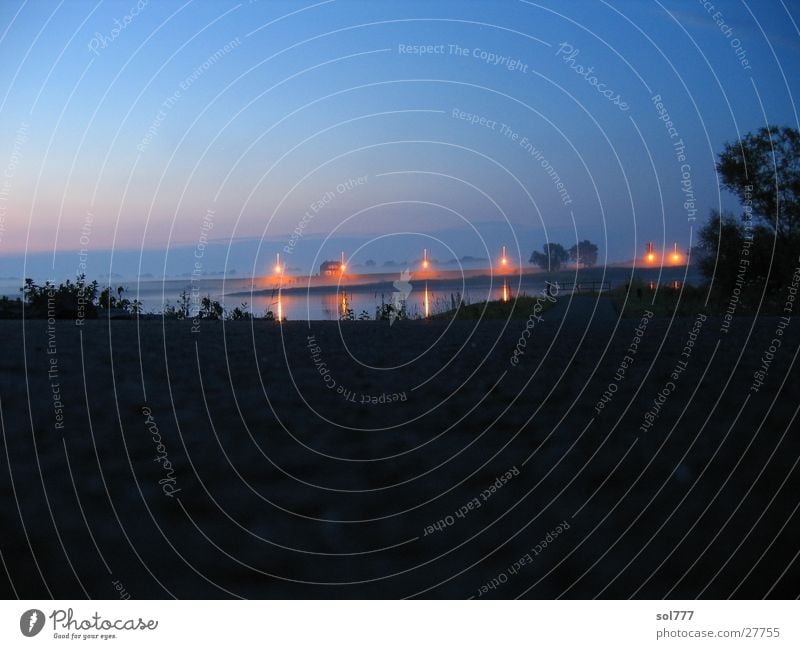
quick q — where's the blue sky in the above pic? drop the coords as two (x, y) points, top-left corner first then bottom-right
(0, 0), (798, 279)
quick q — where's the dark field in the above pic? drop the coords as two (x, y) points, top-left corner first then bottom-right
(1, 298), (798, 598)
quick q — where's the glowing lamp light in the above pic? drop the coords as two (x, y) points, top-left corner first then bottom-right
(339, 251), (346, 273)
(500, 245), (509, 267)
(422, 247), (429, 269)
(670, 243), (681, 264)
(274, 253), (283, 275)
(645, 241), (656, 264)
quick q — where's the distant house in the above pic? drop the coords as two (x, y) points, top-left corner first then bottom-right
(320, 260), (340, 276)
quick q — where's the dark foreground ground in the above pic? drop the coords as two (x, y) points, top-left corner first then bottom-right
(1, 297), (798, 598)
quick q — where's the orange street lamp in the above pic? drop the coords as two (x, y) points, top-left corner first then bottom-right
(422, 247), (429, 269)
(645, 241), (656, 264)
(670, 243), (681, 264)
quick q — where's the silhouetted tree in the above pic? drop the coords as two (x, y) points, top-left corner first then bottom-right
(717, 126), (800, 236)
(701, 126), (800, 296)
(568, 240), (599, 267)
(530, 242), (569, 271)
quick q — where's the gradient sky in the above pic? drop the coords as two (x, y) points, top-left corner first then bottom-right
(1, 0), (798, 279)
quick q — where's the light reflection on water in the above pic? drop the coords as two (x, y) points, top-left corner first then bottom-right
(117, 266), (701, 320)
(271, 284), (506, 321)
(129, 279), (517, 320)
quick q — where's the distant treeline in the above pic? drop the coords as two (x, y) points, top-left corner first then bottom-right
(529, 240), (598, 271)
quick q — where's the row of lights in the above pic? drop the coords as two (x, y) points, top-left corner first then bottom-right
(645, 242), (684, 265)
(275, 244), (684, 275)
(274, 247), (513, 276)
